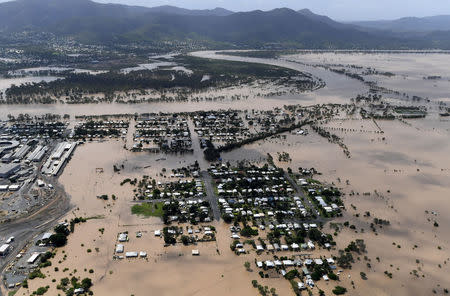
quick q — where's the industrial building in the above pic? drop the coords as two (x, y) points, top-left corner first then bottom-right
(0, 140), (19, 157)
(26, 145), (48, 163)
(12, 145), (31, 160)
(0, 163), (21, 178)
(41, 142), (77, 176)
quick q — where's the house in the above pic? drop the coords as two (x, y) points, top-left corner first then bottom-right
(154, 230), (161, 236)
(323, 275), (329, 281)
(298, 282), (306, 290)
(315, 259), (323, 265)
(125, 252), (138, 258)
(283, 260), (294, 266)
(118, 233), (128, 242)
(115, 244), (124, 253)
(139, 251), (147, 258)
(192, 249), (200, 256)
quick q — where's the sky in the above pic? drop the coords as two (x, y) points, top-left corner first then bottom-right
(89, 0), (450, 21)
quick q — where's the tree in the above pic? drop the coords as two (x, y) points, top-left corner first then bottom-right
(332, 286), (347, 295)
(181, 235), (190, 245)
(49, 233), (67, 247)
(54, 224), (70, 235)
(81, 278), (93, 290)
(244, 261), (251, 271)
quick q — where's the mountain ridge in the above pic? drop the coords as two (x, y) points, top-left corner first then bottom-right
(0, 0), (449, 49)
(351, 15), (450, 32)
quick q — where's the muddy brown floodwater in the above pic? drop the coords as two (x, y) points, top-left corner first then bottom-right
(10, 51), (450, 296)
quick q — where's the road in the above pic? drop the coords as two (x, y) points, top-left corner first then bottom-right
(201, 171), (220, 221)
(283, 171), (326, 224)
(187, 118), (220, 221)
(0, 175), (72, 296)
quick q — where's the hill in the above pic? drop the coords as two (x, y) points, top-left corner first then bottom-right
(352, 15), (450, 32)
(145, 5), (233, 16)
(0, 0), (444, 49)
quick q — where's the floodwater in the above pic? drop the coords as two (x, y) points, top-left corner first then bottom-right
(191, 51), (368, 103)
(220, 116), (450, 296)
(8, 51), (450, 296)
(0, 76), (58, 93)
(0, 50), (368, 120)
(288, 52), (450, 102)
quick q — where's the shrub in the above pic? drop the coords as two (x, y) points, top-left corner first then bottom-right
(333, 286), (347, 295)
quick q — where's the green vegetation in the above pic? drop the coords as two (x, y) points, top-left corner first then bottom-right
(49, 224), (70, 247)
(56, 276), (93, 295)
(250, 279), (278, 296)
(240, 225), (259, 237)
(131, 202), (164, 217)
(29, 269), (46, 280)
(32, 286), (49, 295)
(333, 286), (347, 295)
(5, 55), (314, 104)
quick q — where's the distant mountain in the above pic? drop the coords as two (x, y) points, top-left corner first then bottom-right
(352, 15), (450, 32)
(0, 0), (150, 29)
(146, 5), (234, 16)
(297, 8), (352, 29)
(0, 0), (446, 49)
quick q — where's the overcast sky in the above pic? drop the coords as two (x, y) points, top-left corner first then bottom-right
(90, 0), (450, 21)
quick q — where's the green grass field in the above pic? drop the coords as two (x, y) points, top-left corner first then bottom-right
(131, 202), (164, 218)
